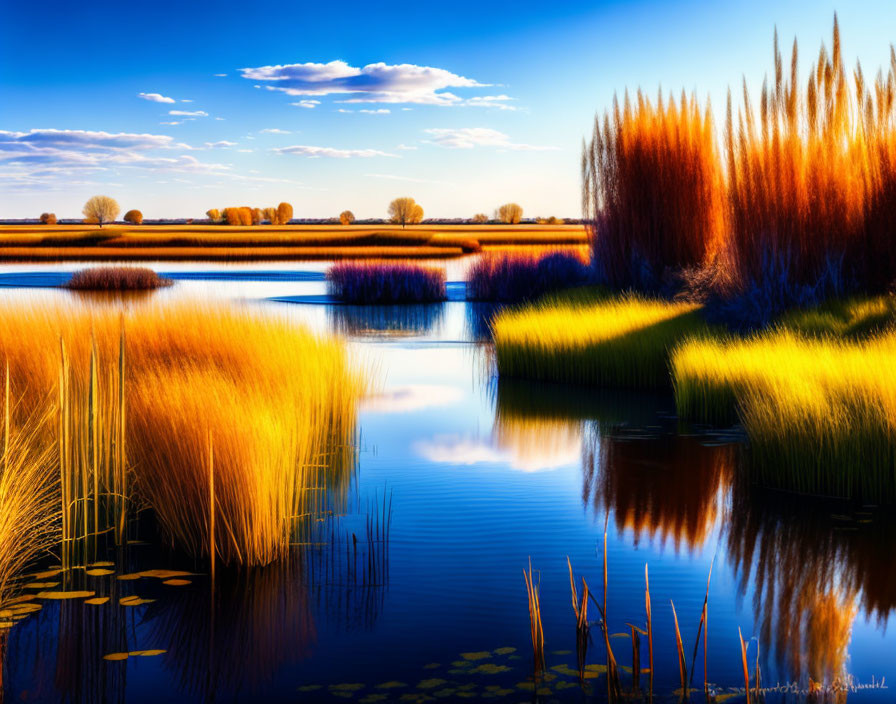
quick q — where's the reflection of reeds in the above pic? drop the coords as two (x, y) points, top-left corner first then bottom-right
(585, 432), (732, 552)
(328, 302), (444, 338)
(727, 479), (862, 685)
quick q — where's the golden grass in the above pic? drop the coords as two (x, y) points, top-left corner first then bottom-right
(0, 405), (59, 611)
(493, 292), (711, 387)
(0, 246), (466, 261)
(672, 330), (896, 498)
(0, 299), (364, 566)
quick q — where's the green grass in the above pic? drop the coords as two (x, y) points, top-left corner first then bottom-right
(493, 289), (714, 388)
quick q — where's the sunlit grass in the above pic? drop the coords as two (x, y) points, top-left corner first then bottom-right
(672, 330), (896, 498)
(493, 291), (710, 387)
(0, 299), (365, 567)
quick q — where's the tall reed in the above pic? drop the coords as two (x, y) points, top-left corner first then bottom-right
(466, 250), (591, 303)
(523, 558), (545, 674)
(583, 90), (725, 291)
(327, 262), (446, 303)
(0, 300), (364, 567)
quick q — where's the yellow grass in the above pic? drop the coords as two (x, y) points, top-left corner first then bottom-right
(493, 293), (710, 387)
(0, 299), (365, 566)
(672, 330), (896, 498)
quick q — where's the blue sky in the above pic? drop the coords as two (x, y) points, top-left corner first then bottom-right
(1, 0), (894, 219)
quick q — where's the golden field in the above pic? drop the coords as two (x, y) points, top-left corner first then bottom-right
(0, 224), (587, 261)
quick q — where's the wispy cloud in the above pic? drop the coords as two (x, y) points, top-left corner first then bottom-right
(424, 127), (556, 151)
(291, 100), (320, 109)
(359, 108), (390, 114)
(273, 144), (396, 159)
(463, 94), (517, 110)
(259, 128), (291, 134)
(204, 140), (237, 148)
(138, 92), (176, 104)
(239, 60), (490, 106)
(169, 110), (208, 117)
(214, 73), (227, 77)
(397, 143), (418, 151)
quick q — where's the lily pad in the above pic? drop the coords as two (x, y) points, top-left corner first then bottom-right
(493, 647), (516, 655)
(163, 579), (191, 586)
(129, 649), (166, 657)
(460, 651), (491, 661)
(86, 569), (115, 577)
(85, 597), (110, 606)
(417, 679), (447, 690)
(119, 596), (155, 606)
(103, 653), (129, 661)
(472, 663), (510, 674)
(35, 591), (94, 600)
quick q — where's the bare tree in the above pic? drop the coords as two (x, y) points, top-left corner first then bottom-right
(82, 195), (120, 227)
(388, 197), (424, 227)
(496, 203), (523, 224)
(339, 210), (355, 225)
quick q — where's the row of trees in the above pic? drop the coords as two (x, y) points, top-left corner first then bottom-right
(39, 197), (544, 227)
(206, 202), (294, 226)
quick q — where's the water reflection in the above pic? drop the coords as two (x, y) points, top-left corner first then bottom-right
(465, 301), (504, 342)
(327, 303), (444, 338)
(728, 480), (896, 686)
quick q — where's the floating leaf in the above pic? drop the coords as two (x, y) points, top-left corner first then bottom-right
(493, 647), (516, 655)
(329, 683), (364, 692)
(116, 574), (142, 581)
(36, 591), (94, 600)
(162, 579), (191, 586)
(103, 653), (129, 661)
(139, 570), (194, 579)
(86, 569), (115, 577)
(432, 688), (456, 697)
(119, 596), (155, 606)
(472, 663), (511, 674)
(24, 582), (59, 589)
(460, 651), (491, 661)
(129, 650), (166, 657)
(550, 664), (579, 677)
(451, 660), (471, 667)
(30, 568), (64, 580)
(375, 682), (407, 689)
(417, 679), (447, 689)
(88, 561), (114, 568)
(85, 597), (110, 606)
(360, 696), (388, 703)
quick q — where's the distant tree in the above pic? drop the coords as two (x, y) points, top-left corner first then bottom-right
(497, 203), (523, 224)
(471, 213), (489, 224)
(277, 202), (293, 225)
(388, 197), (424, 227)
(223, 207), (242, 226)
(339, 210), (355, 226)
(251, 208), (263, 225)
(206, 208), (223, 223)
(82, 195), (120, 227)
(39, 212), (57, 225)
(238, 207), (253, 226)
(123, 209), (143, 225)
(262, 207), (278, 224)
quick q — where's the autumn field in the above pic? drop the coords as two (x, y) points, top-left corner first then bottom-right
(0, 223), (587, 261)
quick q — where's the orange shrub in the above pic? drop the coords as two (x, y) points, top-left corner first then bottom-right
(123, 209), (143, 225)
(39, 212), (57, 225)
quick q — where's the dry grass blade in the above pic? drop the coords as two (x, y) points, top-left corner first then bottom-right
(670, 600), (688, 699)
(645, 564), (654, 698)
(523, 558), (545, 674)
(738, 628), (751, 704)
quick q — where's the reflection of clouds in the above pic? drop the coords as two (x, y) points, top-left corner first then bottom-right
(415, 433), (579, 472)
(362, 384), (463, 414)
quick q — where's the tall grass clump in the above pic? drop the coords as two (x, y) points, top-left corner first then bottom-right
(327, 262), (446, 303)
(672, 330), (896, 500)
(0, 300), (364, 567)
(64, 267), (172, 291)
(716, 19), (896, 326)
(494, 293), (712, 387)
(582, 90), (725, 293)
(466, 251), (591, 303)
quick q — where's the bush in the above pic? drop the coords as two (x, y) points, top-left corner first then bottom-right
(467, 251), (591, 303)
(326, 262), (446, 303)
(340, 210), (355, 226)
(39, 213), (57, 225)
(251, 208), (263, 226)
(123, 209), (143, 225)
(472, 213), (489, 224)
(64, 267), (172, 291)
(223, 208), (241, 226)
(206, 209), (223, 223)
(277, 202), (293, 225)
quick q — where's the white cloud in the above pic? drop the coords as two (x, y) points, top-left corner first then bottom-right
(204, 140), (237, 148)
(359, 108), (390, 114)
(464, 94), (517, 110)
(214, 73), (227, 77)
(291, 100), (320, 109)
(273, 145), (396, 159)
(214, 117), (225, 121)
(337, 109), (353, 113)
(397, 143), (418, 151)
(259, 128), (291, 134)
(423, 127), (556, 151)
(239, 60), (488, 105)
(236, 149), (254, 153)
(362, 385), (463, 414)
(160, 121), (181, 125)
(180, 99), (194, 103)
(138, 92), (175, 104)
(169, 110), (208, 117)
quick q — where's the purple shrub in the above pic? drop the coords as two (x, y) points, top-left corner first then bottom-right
(326, 262), (446, 303)
(466, 251), (591, 303)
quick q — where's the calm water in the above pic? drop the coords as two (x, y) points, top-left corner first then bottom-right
(1, 262), (893, 703)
